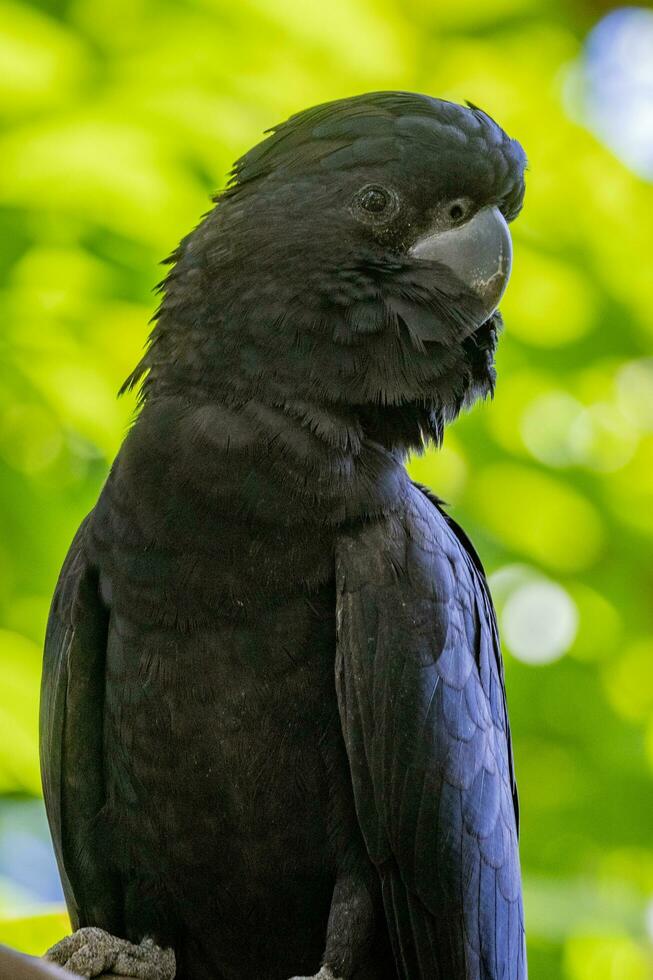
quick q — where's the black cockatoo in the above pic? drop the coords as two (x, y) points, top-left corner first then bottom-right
(41, 92), (527, 980)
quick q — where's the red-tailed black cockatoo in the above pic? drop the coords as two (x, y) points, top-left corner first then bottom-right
(41, 92), (527, 980)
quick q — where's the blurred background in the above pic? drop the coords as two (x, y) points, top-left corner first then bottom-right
(1, 0), (653, 976)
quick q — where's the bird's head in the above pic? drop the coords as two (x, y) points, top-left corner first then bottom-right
(129, 92), (526, 454)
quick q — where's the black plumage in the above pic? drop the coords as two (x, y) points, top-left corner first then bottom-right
(41, 92), (527, 980)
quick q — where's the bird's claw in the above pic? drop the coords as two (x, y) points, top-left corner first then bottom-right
(44, 927), (175, 979)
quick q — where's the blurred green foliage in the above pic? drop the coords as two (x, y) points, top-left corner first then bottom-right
(1, 0), (653, 976)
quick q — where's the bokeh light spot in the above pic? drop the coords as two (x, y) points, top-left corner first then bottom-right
(645, 898), (653, 943)
(520, 391), (585, 467)
(489, 369), (556, 455)
(569, 403), (638, 473)
(580, 7), (653, 180)
(502, 580), (578, 664)
(617, 359), (653, 432)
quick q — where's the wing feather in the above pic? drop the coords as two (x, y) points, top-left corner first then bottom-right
(40, 516), (121, 931)
(335, 483), (526, 978)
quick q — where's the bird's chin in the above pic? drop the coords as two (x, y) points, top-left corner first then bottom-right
(359, 315), (498, 455)
(460, 315), (499, 400)
(358, 400), (443, 455)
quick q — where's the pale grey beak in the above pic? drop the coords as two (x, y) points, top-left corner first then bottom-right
(409, 205), (513, 324)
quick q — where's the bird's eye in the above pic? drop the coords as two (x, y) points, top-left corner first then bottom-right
(358, 185), (391, 214)
(448, 201), (467, 223)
